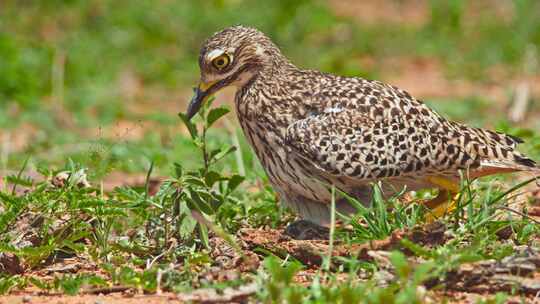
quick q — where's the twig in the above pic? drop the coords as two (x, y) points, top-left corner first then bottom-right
(143, 160), (155, 201)
(497, 206), (540, 225)
(10, 156), (30, 195)
(82, 285), (131, 295)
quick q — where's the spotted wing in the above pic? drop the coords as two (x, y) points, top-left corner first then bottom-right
(285, 109), (486, 181)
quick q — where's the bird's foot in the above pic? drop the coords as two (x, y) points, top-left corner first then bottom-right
(284, 220), (329, 240)
(423, 176), (461, 221)
(424, 190), (459, 221)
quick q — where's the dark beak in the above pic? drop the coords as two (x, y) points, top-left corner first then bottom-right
(186, 80), (218, 120)
(186, 87), (208, 120)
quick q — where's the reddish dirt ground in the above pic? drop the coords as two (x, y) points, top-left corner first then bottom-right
(0, 294), (181, 304)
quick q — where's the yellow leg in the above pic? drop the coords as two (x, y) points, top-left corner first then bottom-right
(424, 177), (461, 220)
(425, 190), (459, 219)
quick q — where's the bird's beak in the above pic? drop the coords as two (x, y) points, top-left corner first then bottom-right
(186, 81), (217, 120)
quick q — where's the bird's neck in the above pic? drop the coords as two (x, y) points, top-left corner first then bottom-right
(234, 64), (310, 133)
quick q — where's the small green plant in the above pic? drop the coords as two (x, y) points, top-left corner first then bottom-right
(261, 256), (305, 303)
(337, 183), (425, 242)
(176, 98), (245, 246)
(0, 275), (25, 295)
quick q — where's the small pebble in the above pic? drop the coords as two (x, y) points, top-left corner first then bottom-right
(22, 295), (32, 303)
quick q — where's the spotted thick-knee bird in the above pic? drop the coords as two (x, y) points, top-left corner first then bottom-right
(187, 26), (539, 227)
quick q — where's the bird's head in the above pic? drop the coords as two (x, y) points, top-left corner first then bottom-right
(186, 26), (286, 120)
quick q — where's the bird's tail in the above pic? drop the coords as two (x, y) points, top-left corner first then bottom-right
(455, 123), (540, 177)
(474, 151), (540, 179)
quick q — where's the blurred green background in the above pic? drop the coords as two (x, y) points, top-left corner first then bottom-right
(1, 0), (539, 186)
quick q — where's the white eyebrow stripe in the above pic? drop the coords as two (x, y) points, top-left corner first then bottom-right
(207, 49), (225, 61)
(255, 45), (265, 56)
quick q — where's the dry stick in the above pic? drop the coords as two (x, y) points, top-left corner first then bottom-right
(147, 238), (177, 269)
(38, 286), (134, 296)
(497, 206), (540, 225)
(82, 285), (131, 295)
(504, 190), (539, 205)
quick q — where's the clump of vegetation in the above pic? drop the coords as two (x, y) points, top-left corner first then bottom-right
(1, 92), (539, 302)
(1, 1), (539, 302)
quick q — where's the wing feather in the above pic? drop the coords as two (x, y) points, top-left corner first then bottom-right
(285, 74), (537, 182)
(285, 109), (537, 182)
(285, 109), (473, 180)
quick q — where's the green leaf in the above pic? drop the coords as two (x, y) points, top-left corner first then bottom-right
(264, 256), (303, 284)
(0, 244), (19, 254)
(210, 146), (237, 163)
(198, 223), (210, 248)
(205, 170), (225, 187)
(183, 177), (206, 187)
(206, 96), (216, 109)
(29, 277), (52, 291)
(5, 175), (33, 187)
(209, 192), (224, 210)
(227, 174), (245, 193)
(179, 212), (197, 239)
(0, 276), (23, 295)
(186, 190), (214, 215)
(0, 191), (18, 205)
(400, 239), (432, 258)
(206, 106), (230, 128)
(195, 188), (214, 202)
(178, 112), (198, 139)
(56, 275), (84, 295)
(173, 163), (183, 178)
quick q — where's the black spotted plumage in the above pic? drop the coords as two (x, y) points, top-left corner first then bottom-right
(191, 26), (539, 225)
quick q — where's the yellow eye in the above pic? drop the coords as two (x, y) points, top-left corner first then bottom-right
(212, 54), (230, 70)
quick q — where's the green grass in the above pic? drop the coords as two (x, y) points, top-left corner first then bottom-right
(1, 98), (539, 302)
(1, 0), (540, 302)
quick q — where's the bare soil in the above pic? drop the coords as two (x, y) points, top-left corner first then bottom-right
(2, 223), (539, 303)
